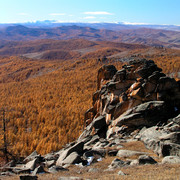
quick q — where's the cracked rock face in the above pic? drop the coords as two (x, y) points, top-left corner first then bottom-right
(83, 59), (179, 137)
(80, 59), (180, 158)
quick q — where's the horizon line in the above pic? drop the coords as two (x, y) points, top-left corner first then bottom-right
(0, 20), (179, 27)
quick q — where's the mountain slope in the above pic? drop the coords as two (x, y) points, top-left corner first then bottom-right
(0, 25), (180, 49)
(0, 39), (148, 60)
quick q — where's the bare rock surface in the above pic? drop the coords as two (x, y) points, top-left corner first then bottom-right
(117, 150), (149, 158)
(162, 156), (180, 164)
(138, 155), (157, 164)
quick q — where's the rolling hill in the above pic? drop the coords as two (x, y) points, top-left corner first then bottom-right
(0, 39), (147, 60)
(0, 25), (180, 49)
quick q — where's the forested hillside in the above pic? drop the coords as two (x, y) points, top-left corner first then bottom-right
(0, 46), (179, 159)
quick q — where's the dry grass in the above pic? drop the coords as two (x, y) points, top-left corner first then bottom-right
(2, 163), (179, 180)
(1, 141), (180, 180)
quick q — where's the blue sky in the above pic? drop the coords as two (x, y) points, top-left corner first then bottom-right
(0, 0), (180, 25)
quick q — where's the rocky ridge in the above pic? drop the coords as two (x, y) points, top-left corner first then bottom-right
(1, 59), (180, 179)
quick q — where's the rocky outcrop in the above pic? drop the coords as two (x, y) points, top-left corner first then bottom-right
(80, 60), (180, 158)
(81, 59), (180, 155)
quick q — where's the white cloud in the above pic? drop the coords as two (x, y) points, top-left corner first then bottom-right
(83, 11), (113, 15)
(83, 16), (96, 19)
(49, 13), (66, 16)
(53, 20), (78, 23)
(122, 21), (150, 25)
(18, 13), (30, 16)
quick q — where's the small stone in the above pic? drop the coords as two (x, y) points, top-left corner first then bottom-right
(58, 177), (82, 180)
(130, 159), (139, 166)
(19, 175), (38, 180)
(88, 168), (99, 173)
(48, 165), (69, 173)
(1, 171), (15, 176)
(138, 155), (157, 164)
(108, 150), (118, 156)
(118, 170), (126, 175)
(108, 158), (125, 169)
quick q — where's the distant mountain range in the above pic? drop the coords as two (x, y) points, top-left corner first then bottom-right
(0, 23), (180, 49)
(0, 20), (180, 31)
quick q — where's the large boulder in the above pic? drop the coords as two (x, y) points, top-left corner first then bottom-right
(162, 156), (180, 164)
(113, 101), (173, 128)
(140, 114), (180, 157)
(138, 155), (157, 164)
(56, 142), (84, 166)
(24, 158), (39, 171)
(61, 152), (82, 166)
(140, 126), (166, 156)
(117, 150), (149, 158)
(93, 115), (106, 131)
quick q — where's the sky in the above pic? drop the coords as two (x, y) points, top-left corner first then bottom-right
(0, 0), (180, 25)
